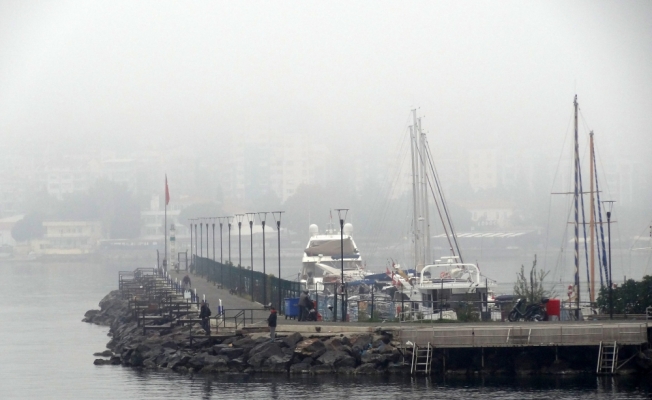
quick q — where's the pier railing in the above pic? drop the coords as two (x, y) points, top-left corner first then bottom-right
(399, 323), (649, 348)
(193, 256), (301, 315)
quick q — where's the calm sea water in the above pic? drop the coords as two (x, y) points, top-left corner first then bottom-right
(1, 261), (650, 400)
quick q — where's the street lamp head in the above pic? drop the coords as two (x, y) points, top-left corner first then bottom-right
(602, 200), (616, 213)
(272, 211), (284, 229)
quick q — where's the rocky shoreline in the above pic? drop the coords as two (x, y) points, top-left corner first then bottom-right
(83, 290), (408, 375)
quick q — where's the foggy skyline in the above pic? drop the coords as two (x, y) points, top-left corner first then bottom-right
(1, 1), (651, 281)
(2, 1), (651, 158)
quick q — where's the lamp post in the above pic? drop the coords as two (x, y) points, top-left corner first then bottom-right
(236, 214), (244, 294)
(189, 220), (194, 268)
(272, 211), (284, 310)
(206, 219), (209, 261)
(199, 219), (203, 259)
(194, 221), (198, 263)
(603, 200), (615, 320)
(336, 209), (349, 322)
(258, 212), (269, 305)
(218, 217), (224, 263)
(227, 216), (233, 263)
(211, 218), (216, 261)
(246, 213), (256, 300)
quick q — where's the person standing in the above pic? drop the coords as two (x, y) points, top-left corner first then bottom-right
(298, 290), (307, 321)
(182, 274), (191, 290)
(267, 307), (277, 341)
(199, 300), (211, 335)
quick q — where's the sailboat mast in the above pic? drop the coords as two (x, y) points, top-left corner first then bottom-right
(409, 120), (421, 271)
(418, 117), (431, 267)
(573, 95), (581, 316)
(589, 131), (595, 303)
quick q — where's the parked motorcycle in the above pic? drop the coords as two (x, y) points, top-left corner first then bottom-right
(508, 298), (549, 322)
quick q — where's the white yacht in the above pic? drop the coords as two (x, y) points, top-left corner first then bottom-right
(386, 257), (497, 320)
(299, 222), (369, 291)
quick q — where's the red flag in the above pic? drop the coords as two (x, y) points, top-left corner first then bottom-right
(165, 175), (170, 206)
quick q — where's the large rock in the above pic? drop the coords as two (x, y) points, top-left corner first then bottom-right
(355, 363), (380, 375)
(219, 347), (244, 359)
(282, 332), (303, 348)
(187, 354), (223, 370)
(361, 350), (386, 365)
(289, 362), (312, 374)
(247, 342), (284, 368)
(316, 350), (356, 368)
(167, 353), (191, 370)
(233, 337), (255, 348)
(295, 338), (327, 358)
(262, 354), (293, 372)
(227, 357), (247, 371)
(353, 335), (373, 349)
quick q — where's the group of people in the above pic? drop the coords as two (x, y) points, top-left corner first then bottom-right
(298, 290), (317, 321)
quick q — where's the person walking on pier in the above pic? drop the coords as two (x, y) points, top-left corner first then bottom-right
(182, 274), (191, 290)
(267, 307), (277, 341)
(199, 300), (211, 335)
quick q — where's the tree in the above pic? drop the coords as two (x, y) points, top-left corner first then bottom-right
(11, 213), (45, 242)
(513, 255), (555, 304)
(596, 275), (652, 314)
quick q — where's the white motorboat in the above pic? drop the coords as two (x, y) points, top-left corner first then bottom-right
(299, 222), (370, 292)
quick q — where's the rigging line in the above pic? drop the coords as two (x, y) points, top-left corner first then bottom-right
(593, 202), (604, 288)
(418, 131), (462, 261)
(593, 146), (609, 287)
(423, 139), (463, 262)
(411, 133), (456, 260)
(413, 131), (458, 261)
(544, 111), (574, 271)
(577, 161), (592, 300)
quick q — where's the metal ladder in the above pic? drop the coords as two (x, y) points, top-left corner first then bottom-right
(597, 341), (618, 374)
(411, 343), (433, 375)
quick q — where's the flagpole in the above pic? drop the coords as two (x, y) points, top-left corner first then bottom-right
(165, 175), (168, 272)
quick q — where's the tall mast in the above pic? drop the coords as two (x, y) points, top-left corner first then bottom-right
(589, 131), (595, 303)
(418, 117), (431, 267)
(573, 95), (581, 316)
(409, 120), (421, 271)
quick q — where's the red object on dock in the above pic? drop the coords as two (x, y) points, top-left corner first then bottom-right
(547, 299), (561, 317)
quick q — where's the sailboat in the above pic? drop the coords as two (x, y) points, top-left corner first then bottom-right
(389, 110), (497, 320)
(560, 95), (611, 320)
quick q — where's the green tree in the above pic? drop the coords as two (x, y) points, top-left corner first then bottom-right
(513, 255), (555, 304)
(596, 275), (652, 314)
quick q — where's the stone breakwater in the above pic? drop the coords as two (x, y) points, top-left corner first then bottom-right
(83, 291), (408, 375)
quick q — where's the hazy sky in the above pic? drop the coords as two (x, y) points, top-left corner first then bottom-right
(1, 1), (651, 161)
